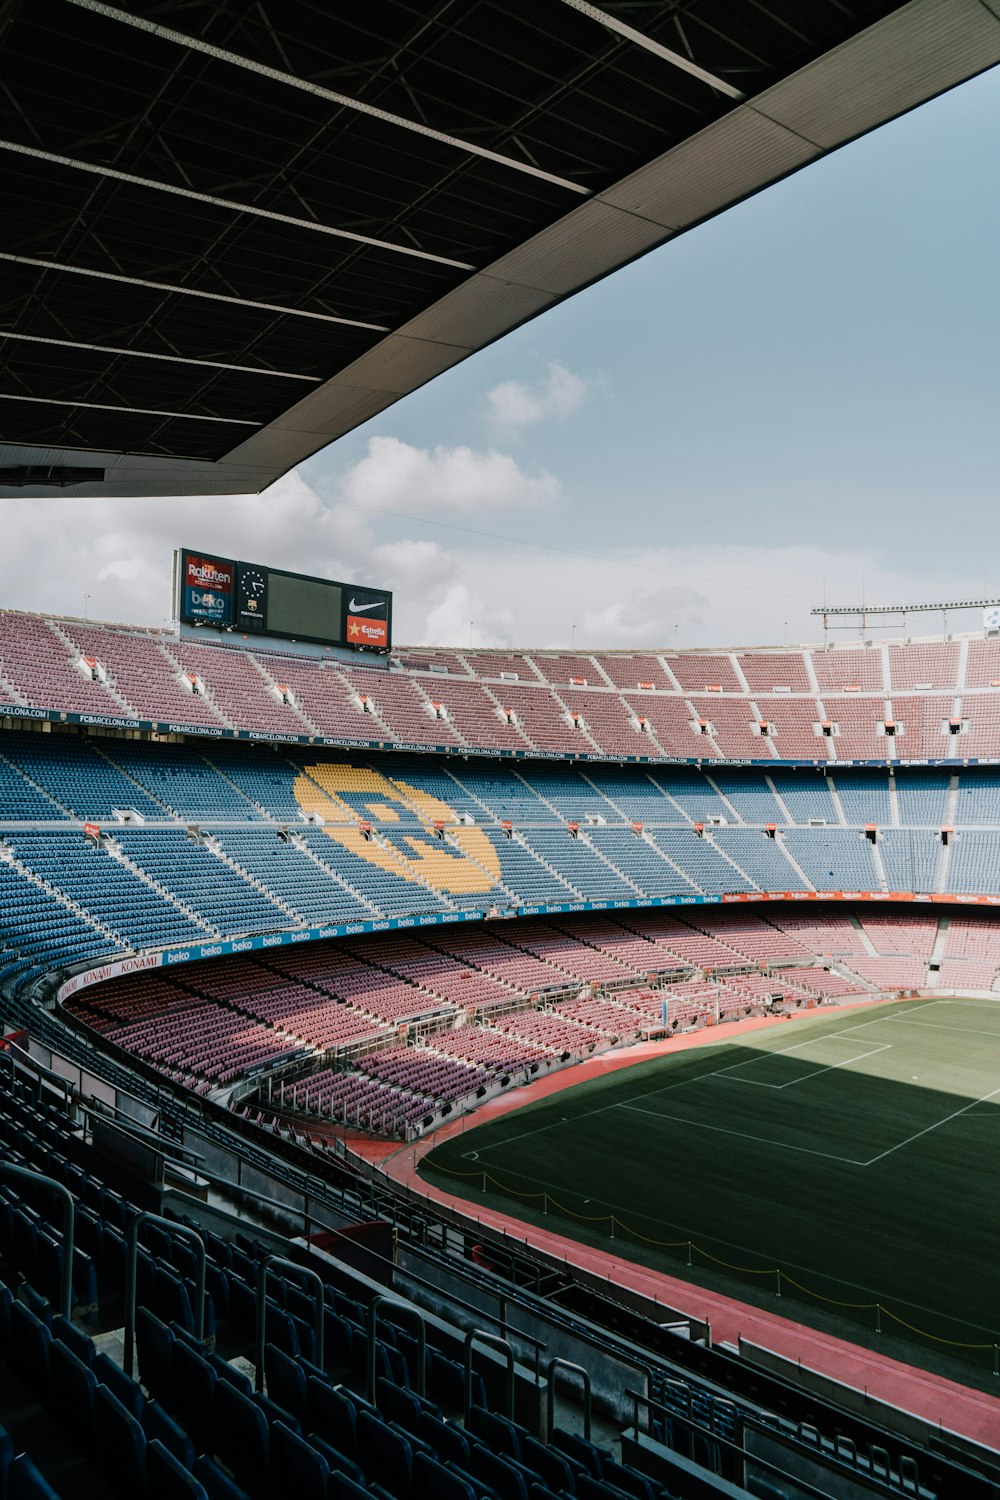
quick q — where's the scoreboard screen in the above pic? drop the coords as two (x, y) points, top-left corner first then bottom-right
(174, 549), (391, 651)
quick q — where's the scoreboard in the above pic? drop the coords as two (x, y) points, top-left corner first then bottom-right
(173, 549), (392, 651)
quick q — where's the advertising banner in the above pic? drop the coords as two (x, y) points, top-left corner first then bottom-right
(181, 552), (234, 627)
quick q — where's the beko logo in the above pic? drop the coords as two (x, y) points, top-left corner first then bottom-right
(348, 598), (385, 613)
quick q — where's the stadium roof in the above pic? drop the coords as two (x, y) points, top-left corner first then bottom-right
(0, 0), (997, 500)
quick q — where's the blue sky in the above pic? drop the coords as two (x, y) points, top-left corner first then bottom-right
(3, 62), (998, 650)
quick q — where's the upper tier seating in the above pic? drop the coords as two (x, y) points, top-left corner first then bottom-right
(894, 771), (951, 826)
(709, 770), (786, 825)
(739, 652), (812, 695)
(834, 770), (891, 826)
(1, 732), (164, 820)
(888, 641), (960, 691)
(592, 654), (675, 690)
(768, 771), (839, 825)
(812, 646), (885, 693)
(102, 742), (263, 821)
(63, 623), (226, 727)
(4, 611), (995, 769)
(665, 652), (741, 692)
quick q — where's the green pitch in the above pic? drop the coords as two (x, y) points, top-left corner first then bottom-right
(421, 1000), (1000, 1374)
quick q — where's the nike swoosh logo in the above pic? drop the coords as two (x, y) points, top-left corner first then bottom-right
(349, 599), (385, 613)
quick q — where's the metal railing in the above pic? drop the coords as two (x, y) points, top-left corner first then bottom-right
(125, 1212), (206, 1377)
(255, 1254), (324, 1393)
(464, 1328), (515, 1424)
(366, 1293), (427, 1403)
(0, 1162), (75, 1319)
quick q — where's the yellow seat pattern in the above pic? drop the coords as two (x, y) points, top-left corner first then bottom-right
(293, 763), (501, 893)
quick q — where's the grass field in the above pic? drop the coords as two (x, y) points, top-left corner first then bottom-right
(421, 999), (1000, 1377)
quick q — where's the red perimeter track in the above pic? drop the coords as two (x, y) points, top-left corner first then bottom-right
(346, 1002), (1000, 1449)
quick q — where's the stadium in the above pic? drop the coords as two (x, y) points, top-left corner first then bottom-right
(1, 3), (1000, 1500)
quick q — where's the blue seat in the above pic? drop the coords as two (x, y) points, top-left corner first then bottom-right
(263, 1344), (307, 1425)
(0, 1425), (14, 1493)
(551, 1430), (610, 1480)
(193, 1455), (253, 1500)
(51, 1314), (93, 1366)
(468, 1407), (524, 1462)
(521, 1437), (576, 1495)
(147, 1439), (208, 1500)
(93, 1350), (144, 1418)
(208, 1352), (253, 1398)
(214, 1380), (269, 1491)
(419, 1411), (473, 1469)
(304, 1434), (365, 1487)
(10, 1300), (51, 1400)
(329, 1477), (372, 1500)
(136, 1308), (176, 1406)
(7, 1454), (61, 1500)
(358, 1410), (415, 1498)
(172, 1341), (217, 1450)
(48, 1340), (97, 1454)
(95, 1383), (148, 1497)
(577, 1476), (633, 1500)
(604, 1459), (656, 1500)
(268, 1421), (329, 1500)
(415, 1453), (479, 1500)
(468, 1449), (532, 1500)
(306, 1376), (356, 1453)
(144, 1401), (197, 1470)
(376, 1377), (423, 1434)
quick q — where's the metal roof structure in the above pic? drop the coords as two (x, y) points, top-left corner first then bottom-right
(0, 0), (997, 500)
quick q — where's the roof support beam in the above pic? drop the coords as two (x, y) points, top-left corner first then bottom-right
(556, 0), (744, 99)
(0, 253), (389, 331)
(0, 331), (320, 381)
(64, 0), (591, 198)
(0, 139), (474, 270)
(0, 392), (260, 425)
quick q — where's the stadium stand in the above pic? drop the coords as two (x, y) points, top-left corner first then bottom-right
(708, 769), (786, 825)
(781, 829), (881, 890)
(878, 829), (942, 892)
(834, 769), (891, 826)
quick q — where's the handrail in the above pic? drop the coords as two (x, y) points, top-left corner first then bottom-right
(546, 1357), (591, 1439)
(0, 1163), (75, 1319)
(366, 1292), (427, 1403)
(256, 1254), (325, 1393)
(125, 1211), (206, 1376)
(201, 1175), (547, 1353)
(464, 1328), (515, 1424)
(627, 1387), (853, 1500)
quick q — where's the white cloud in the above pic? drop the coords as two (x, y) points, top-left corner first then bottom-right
(485, 361), (589, 433)
(0, 451), (973, 661)
(371, 538), (457, 596)
(420, 584), (514, 649)
(341, 435), (561, 513)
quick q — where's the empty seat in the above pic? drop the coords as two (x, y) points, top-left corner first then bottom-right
(268, 1421), (329, 1500)
(147, 1438), (209, 1500)
(95, 1383), (147, 1497)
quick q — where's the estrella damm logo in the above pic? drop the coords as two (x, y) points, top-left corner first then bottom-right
(293, 763), (500, 895)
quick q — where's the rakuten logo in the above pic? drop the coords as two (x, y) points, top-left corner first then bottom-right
(186, 556), (232, 590)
